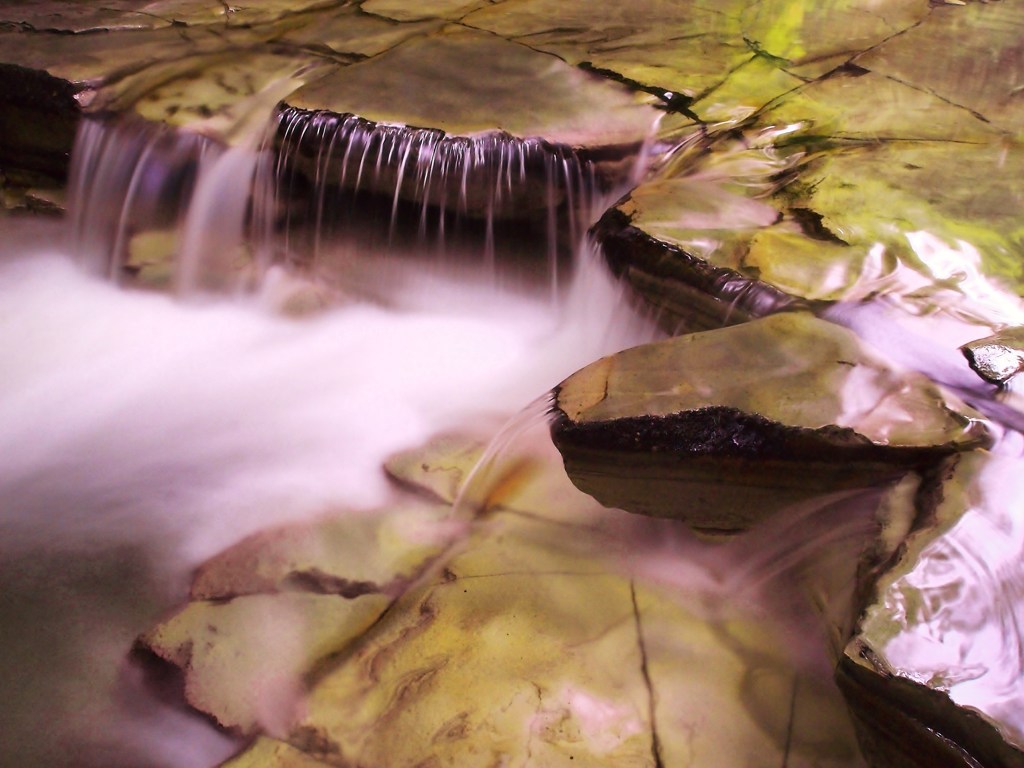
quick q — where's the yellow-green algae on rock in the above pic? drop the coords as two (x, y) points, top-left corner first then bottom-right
(142, 592), (391, 735)
(551, 312), (988, 531)
(591, 1), (1024, 344)
(140, 502), (460, 734)
(263, 510), (861, 768)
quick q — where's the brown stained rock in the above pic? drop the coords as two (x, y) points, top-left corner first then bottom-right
(0, 1), (341, 33)
(361, 0), (486, 22)
(551, 312), (988, 532)
(838, 452), (1024, 767)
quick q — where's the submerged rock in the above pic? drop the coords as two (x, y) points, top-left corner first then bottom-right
(551, 312), (988, 533)
(839, 452), (1024, 768)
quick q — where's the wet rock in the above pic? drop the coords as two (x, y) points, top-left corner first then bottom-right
(265, 510), (862, 768)
(586, 1), (1023, 338)
(285, 26), (658, 147)
(773, 142), (1024, 308)
(189, 503), (458, 601)
(961, 328), (1024, 385)
(462, 0), (931, 116)
(461, 0), (747, 103)
(141, 592), (390, 735)
(383, 433), (486, 504)
(854, 0), (1024, 136)
(550, 312), (988, 533)
(838, 452), (1024, 767)
(276, 25), (660, 223)
(737, 0), (932, 80)
(220, 737), (334, 768)
(0, 1), (339, 33)
(0, 3), (393, 181)
(139, 501), (461, 735)
(592, 132), (806, 333)
(595, 112), (1022, 337)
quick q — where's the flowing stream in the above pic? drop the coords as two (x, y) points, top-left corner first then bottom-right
(2, 75), (1023, 767)
(0, 107), (663, 766)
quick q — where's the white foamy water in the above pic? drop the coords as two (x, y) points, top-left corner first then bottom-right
(0, 223), (657, 766)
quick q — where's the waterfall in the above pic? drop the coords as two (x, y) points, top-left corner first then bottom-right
(257, 105), (606, 300)
(0, 86), (665, 766)
(67, 100), (618, 301)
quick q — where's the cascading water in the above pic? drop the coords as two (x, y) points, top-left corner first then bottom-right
(0, 95), (667, 766)
(260, 106), (601, 297)
(4, 4), (1024, 767)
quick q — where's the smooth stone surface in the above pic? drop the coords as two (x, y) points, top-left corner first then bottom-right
(551, 312), (988, 531)
(142, 591), (391, 735)
(462, 0), (745, 101)
(189, 503), (458, 601)
(855, 1), (1024, 137)
(0, 0), (337, 32)
(277, 510), (862, 768)
(140, 499), (461, 735)
(287, 25), (660, 145)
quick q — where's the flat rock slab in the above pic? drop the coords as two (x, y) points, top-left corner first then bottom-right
(839, 452), (1024, 767)
(0, 1), (338, 32)
(142, 591), (391, 735)
(263, 510), (863, 768)
(286, 25), (659, 146)
(588, 2), (1024, 345)
(551, 312), (988, 532)
(462, 0), (932, 108)
(139, 501), (460, 734)
(142, 428), (864, 768)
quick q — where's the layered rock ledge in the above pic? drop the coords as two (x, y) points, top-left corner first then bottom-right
(551, 312), (988, 533)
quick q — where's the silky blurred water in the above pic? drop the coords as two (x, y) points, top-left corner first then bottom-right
(0, 198), (660, 766)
